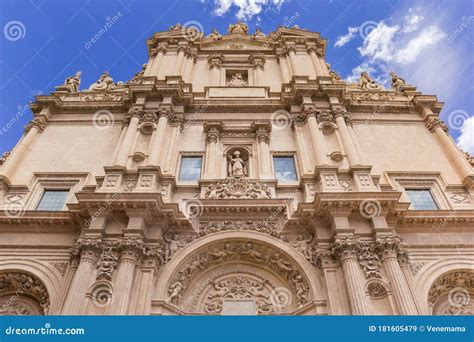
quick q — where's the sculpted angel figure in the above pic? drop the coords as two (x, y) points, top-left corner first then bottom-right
(88, 71), (115, 91)
(164, 233), (186, 261)
(228, 150), (247, 177)
(290, 234), (313, 260)
(359, 71), (382, 90)
(270, 253), (293, 274)
(390, 71), (409, 91)
(227, 72), (247, 87)
(56, 71), (81, 92)
(167, 281), (183, 303)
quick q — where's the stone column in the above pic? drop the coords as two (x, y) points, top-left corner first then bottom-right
(115, 109), (141, 166)
(334, 110), (361, 166)
(110, 123), (128, 164)
(173, 44), (187, 76)
(293, 124), (312, 174)
(376, 237), (419, 315)
(277, 51), (291, 83)
(286, 44), (300, 76)
(1, 118), (47, 179)
(332, 238), (370, 315)
(208, 56), (222, 86)
(183, 51), (196, 82)
(250, 55), (265, 86)
(305, 111), (329, 165)
(256, 127), (272, 179)
(307, 46), (324, 77)
(62, 237), (101, 314)
(204, 127), (220, 179)
(108, 237), (144, 315)
(148, 106), (171, 166)
(426, 117), (472, 179)
(148, 44), (167, 77)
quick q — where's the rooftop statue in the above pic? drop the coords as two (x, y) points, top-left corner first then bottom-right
(88, 71), (115, 91)
(390, 71), (410, 92)
(359, 71), (383, 91)
(55, 71), (81, 93)
(228, 21), (248, 35)
(207, 28), (222, 40)
(252, 28), (266, 39)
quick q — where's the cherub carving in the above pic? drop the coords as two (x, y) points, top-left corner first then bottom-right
(227, 72), (247, 87)
(167, 281), (183, 303)
(359, 71), (383, 90)
(290, 234), (313, 260)
(164, 233), (186, 261)
(89, 71), (115, 91)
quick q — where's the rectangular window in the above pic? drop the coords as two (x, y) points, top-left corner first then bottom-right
(406, 189), (439, 210)
(179, 156), (202, 181)
(273, 156), (297, 181)
(36, 190), (70, 211)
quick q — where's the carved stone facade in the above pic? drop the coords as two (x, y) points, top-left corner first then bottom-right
(0, 23), (472, 316)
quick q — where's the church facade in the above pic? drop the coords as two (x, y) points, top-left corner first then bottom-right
(0, 22), (473, 316)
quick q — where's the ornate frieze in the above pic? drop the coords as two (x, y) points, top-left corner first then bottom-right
(205, 177), (271, 199)
(24, 118), (47, 134)
(199, 219), (278, 237)
(79, 92), (123, 102)
(351, 92), (394, 101)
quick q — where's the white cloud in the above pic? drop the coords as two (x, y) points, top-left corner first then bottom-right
(395, 26), (445, 64)
(334, 26), (359, 47)
(358, 22), (399, 62)
(403, 13), (424, 33)
(213, 0), (285, 20)
(457, 117), (474, 154)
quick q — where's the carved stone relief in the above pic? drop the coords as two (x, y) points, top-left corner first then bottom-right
(428, 270), (474, 315)
(205, 177), (271, 199)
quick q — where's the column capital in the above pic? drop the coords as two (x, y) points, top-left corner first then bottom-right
(425, 116), (448, 133)
(70, 236), (102, 260)
(375, 235), (401, 259)
(208, 54), (224, 69)
(256, 127), (270, 144)
(331, 236), (359, 261)
(157, 105), (175, 121)
(24, 117), (47, 134)
(205, 127), (220, 143)
(249, 54), (265, 70)
(176, 42), (189, 53)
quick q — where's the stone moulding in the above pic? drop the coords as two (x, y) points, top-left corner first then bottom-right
(205, 177), (271, 199)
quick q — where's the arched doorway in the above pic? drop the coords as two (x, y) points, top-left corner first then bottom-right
(155, 232), (324, 315)
(428, 270), (474, 315)
(0, 272), (50, 315)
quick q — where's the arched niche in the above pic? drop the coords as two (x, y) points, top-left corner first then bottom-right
(225, 146), (250, 178)
(0, 271), (50, 315)
(428, 269), (474, 315)
(153, 231), (325, 315)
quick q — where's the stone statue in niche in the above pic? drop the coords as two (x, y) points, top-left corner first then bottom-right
(55, 71), (81, 92)
(227, 72), (247, 87)
(228, 150), (247, 177)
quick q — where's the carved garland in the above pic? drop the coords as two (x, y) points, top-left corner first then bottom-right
(205, 177), (271, 199)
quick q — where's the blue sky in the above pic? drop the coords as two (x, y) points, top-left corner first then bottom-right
(1, 0), (473, 155)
